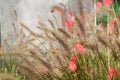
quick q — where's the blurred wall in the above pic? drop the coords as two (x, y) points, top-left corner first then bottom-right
(0, 0), (94, 47)
(1, 0), (21, 45)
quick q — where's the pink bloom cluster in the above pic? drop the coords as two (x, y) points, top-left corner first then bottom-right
(64, 12), (75, 33)
(96, 1), (102, 8)
(55, 10), (75, 33)
(68, 55), (77, 72)
(74, 42), (85, 54)
(68, 42), (85, 72)
(103, 0), (113, 7)
(96, 0), (113, 8)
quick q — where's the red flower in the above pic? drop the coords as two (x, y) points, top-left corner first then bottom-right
(66, 12), (73, 17)
(109, 18), (118, 35)
(68, 61), (77, 72)
(64, 12), (75, 33)
(107, 67), (116, 80)
(96, 1), (102, 8)
(69, 55), (77, 62)
(64, 19), (74, 33)
(103, 0), (113, 7)
(74, 42), (85, 54)
(68, 55), (77, 72)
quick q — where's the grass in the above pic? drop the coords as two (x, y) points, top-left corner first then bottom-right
(0, 1), (120, 80)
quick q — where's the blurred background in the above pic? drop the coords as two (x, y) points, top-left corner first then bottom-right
(0, 0), (94, 45)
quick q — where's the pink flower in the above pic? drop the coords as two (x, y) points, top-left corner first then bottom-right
(64, 17), (74, 33)
(64, 19), (74, 33)
(109, 18), (118, 35)
(96, 1), (102, 8)
(64, 12), (75, 33)
(69, 55), (77, 62)
(74, 42), (85, 54)
(103, 0), (113, 7)
(66, 12), (73, 17)
(68, 55), (77, 72)
(68, 61), (77, 72)
(107, 67), (116, 80)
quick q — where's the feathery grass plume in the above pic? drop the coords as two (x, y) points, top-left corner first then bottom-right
(98, 36), (108, 47)
(75, 17), (85, 36)
(1, 0), (120, 80)
(29, 50), (52, 71)
(20, 22), (46, 39)
(12, 23), (19, 37)
(37, 24), (53, 33)
(0, 73), (19, 80)
(52, 32), (70, 55)
(13, 10), (18, 18)
(44, 32), (56, 41)
(78, 0), (84, 14)
(53, 15), (60, 28)
(17, 64), (39, 80)
(48, 20), (56, 29)
(20, 38), (35, 46)
(51, 5), (63, 14)
(58, 28), (71, 38)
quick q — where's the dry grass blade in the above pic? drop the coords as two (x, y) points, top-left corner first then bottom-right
(53, 15), (59, 27)
(52, 32), (70, 54)
(44, 32), (55, 41)
(37, 25), (53, 33)
(17, 64), (38, 80)
(17, 55), (37, 72)
(14, 10), (18, 18)
(0, 51), (19, 57)
(75, 17), (85, 35)
(85, 44), (98, 51)
(19, 38), (35, 49)
(58, 28), (71, 38)
(48, 20), (56, 29)
(12, 23), (19, 37)
(78, 0), (83, 13)
(20, 22), (36, 36)
(51, 5), (63, 13)
(20, 22), (45, 39)
(29, 51), (52, 71)
(0, 73), (19, 80)
(98, 37), (107, 47)
(29, 42), (45, 52)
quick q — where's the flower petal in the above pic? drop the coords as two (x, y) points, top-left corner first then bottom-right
(96, 1), (102, 8)
(109, 18), (118, 35)
(74, 42), (85, 54)
(103, 0), (113, 7)
(69, 55), (77, 62)
(68, 61), (77, 72)
(107, 67), (116, 80)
